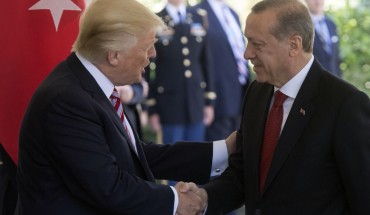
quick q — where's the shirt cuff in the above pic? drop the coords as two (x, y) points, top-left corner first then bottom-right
(170, 186), (179, 215)
(211, 140), (229, 177)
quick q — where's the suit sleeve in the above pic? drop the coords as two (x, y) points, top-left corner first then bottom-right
(43, 91), (174, 215)
(334, 90), (370, 214)
(143, 141), (213, 185)
(203, 130), (245, 214)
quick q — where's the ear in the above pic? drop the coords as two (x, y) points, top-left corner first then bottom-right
(107, 50), (120, 66)
(288, 34), (303, 57)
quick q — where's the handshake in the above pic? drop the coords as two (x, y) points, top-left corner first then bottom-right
(175, 182), (208, 215)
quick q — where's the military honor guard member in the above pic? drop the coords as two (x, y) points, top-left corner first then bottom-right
(145, 0), (216, 144)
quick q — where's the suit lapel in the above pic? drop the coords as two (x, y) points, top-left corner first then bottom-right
(242, 83), (274, 197)
(124, 111), (156, 182)
(261, 60), (322, 195)
(65, 53), (141, 159)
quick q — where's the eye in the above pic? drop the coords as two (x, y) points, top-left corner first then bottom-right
(252, 42), (263, 50)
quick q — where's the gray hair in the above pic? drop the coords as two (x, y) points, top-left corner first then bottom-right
(252, 0), (314, 53)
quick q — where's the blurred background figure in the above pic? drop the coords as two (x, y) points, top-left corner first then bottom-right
(193, 1), (249, 214)
(145, 0), (215, 144)
(306, 0), (342, 77)
(193, 0), (250, 141)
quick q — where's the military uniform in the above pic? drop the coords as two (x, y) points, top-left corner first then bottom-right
(145, 5), (215, 143)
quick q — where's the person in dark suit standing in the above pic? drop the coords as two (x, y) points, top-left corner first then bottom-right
(306, 0), (342, 77)
(192, 0), (250, 141)
(145, 0), (215, 144)
(16, 0), (236, 214)
(194, 0), (370, 214)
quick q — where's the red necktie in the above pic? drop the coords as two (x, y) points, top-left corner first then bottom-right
(110, 88), (132, 142)
(259, 90), (288, 192)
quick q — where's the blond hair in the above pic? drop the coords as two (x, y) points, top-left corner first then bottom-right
(73, 0), (165, 63)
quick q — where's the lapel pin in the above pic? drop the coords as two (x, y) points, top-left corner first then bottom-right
(300, 108), (306, 116)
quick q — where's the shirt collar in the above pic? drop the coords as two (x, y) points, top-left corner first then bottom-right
(311, 14), (325, 24)
(275, 55), (314, 99)
(76, 52), (114, 99)
(166, 3), (186, 19)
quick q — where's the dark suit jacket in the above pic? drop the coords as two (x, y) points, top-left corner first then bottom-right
(146, 7), (214, 124)
(0, 144), (17, 215)
(192, 0), (247, 118)
(204, 60), (370, 215)
(313, 16), (342, 77)
(16, 53), (214, 215)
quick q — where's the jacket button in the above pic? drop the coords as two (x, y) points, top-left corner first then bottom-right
(157, 86), (164, 94)
(181, 36), (188, 44)
(184, 70), (192, 78)
(255, 209), (262, 215)
(182, 47), (190, 56)
(183, 59), (191, 67)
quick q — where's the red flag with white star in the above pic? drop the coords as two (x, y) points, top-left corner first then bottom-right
(0, 0), (85, 162)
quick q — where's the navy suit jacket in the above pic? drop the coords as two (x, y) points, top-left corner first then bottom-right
(193, 0), (247, 118)
(204, 60), (370, 215)
(313, 16), (342, 77)
(17, 53), (214, 215)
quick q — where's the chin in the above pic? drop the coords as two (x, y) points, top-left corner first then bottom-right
(130, 76), (141, 84)
(255, 75), (267, 84)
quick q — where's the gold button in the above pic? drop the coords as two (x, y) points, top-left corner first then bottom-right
(157, 86), (164, 93)
(145, 98), (156, 106)
(183, 59), (191, 67)
(200, 82), (207, 89)
(182, 47), (190, 56)
(185, 70), (192, 78)
(180, 36), (188, 44)
(205, 92), (217, 100)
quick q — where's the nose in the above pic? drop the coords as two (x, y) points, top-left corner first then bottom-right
(244, 43), (255, 60)
(148, 46), (156, 59)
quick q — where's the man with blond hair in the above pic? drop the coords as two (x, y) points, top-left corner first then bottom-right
(16, 0), (236, 214)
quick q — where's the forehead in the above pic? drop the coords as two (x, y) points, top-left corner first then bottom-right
(245, 11), (276, 39)
(135, 29), (156, 46)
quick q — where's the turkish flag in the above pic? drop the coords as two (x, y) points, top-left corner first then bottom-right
(0, 0), (85, 163)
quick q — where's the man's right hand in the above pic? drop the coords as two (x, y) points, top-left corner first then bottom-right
(175, 182), (208, 215)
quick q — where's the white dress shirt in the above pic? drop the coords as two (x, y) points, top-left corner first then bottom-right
(275, 55), (314, 131)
